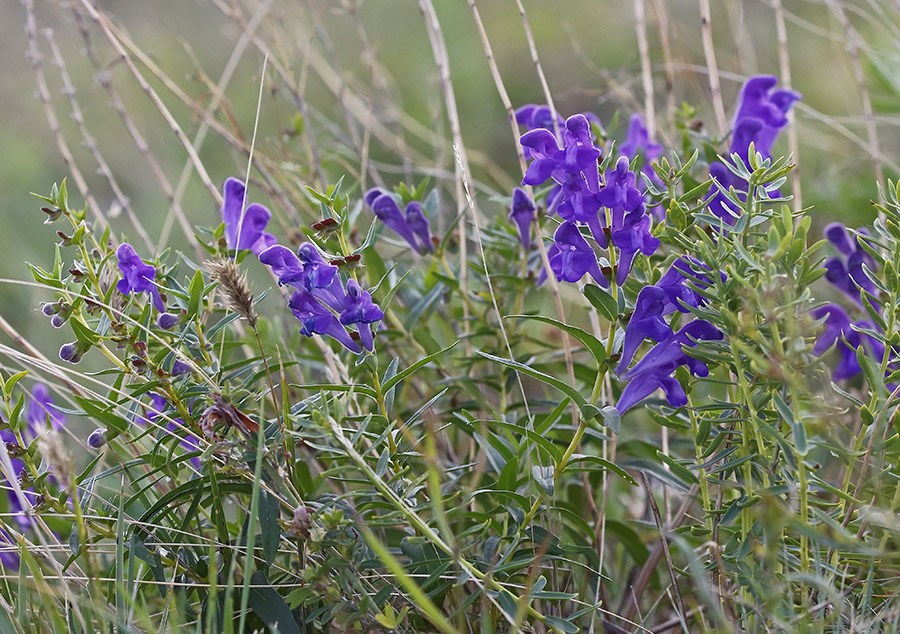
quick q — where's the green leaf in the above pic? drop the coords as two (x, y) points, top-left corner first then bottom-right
(259, 490), (281, 566)
(476, 350), (586, 408)
(666, 202), (687, 232)
(3, 371), (29, 400)
(567, 454), (636, 485)
(70, 318), (100, 346)
(544, 615), (579, 633)
(507, 315), (606, 369)
(248, 571), (300, 634)
(583, 284), (618, 322)
(773, 393), (807, 456)
(187, 268), (204, 319)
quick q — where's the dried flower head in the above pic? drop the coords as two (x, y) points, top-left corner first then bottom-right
(207, 259), (256, 327)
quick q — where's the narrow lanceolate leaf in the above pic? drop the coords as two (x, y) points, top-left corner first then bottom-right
(476, 350), (586, 408)
(773, 393), (807, 456)
(506, 314), (606, 369)
(582, 284), (619, 322)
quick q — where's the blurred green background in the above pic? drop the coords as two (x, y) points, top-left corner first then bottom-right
(3, 0), (900, 345)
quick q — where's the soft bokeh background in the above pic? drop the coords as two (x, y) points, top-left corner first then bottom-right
(3, 0), (899, 346)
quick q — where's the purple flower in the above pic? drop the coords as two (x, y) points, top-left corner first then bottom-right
(171, 359), (191, 376)
(116, 243), (165, 312)
(296, 244), (343, 297)
(519, 127), (600, 188)
(619, 113), (664, 168)
(26, 384), (64, 432)
(617, 258), (724, 372)
(618, 286), (673, 372)
(515, 104), (564, 133)
(289, 291), (361, 353)
(1, 384), (66, 530)
(598, 157), (644, 213)
(259, 243), (343, 303)
(509, 188), (536, 249)
(616, 320), (723, 413)
(258, 245), (305, 287)
(657, 257), (722, 313)
(823, 223), (876, 305)
(610, 209), (660, 286)
(339, 279), (384, 352)
(221, 178), (276, 255)
(813, 303), (884, 380)
(405, 201), (435, 253)
(547, 222), (608, 287)
(556, 172), (604, 229)
(366, 189), (427, 253)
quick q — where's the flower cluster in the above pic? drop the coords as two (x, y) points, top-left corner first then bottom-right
(519, 110), (660, 287)
(706, 75), (801, 223)
(364, 188), (434, 254)
(615, 257), (724, 412)
(260, 243), (384, 353)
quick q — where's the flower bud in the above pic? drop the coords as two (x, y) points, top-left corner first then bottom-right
(157, 312), (179, 330)
(41, 302), (59, 316)
(87, 428), (107, 449)
(59, 342), (86, 364)
(50, 314), (66, 328)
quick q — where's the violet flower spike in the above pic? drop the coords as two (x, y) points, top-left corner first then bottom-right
(221, 178), (276, 255)
(657, 257), (723, 314)
(509, 188), (536, 250)
(116, 243), (165, 312)
(703, 75), (800, 225)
